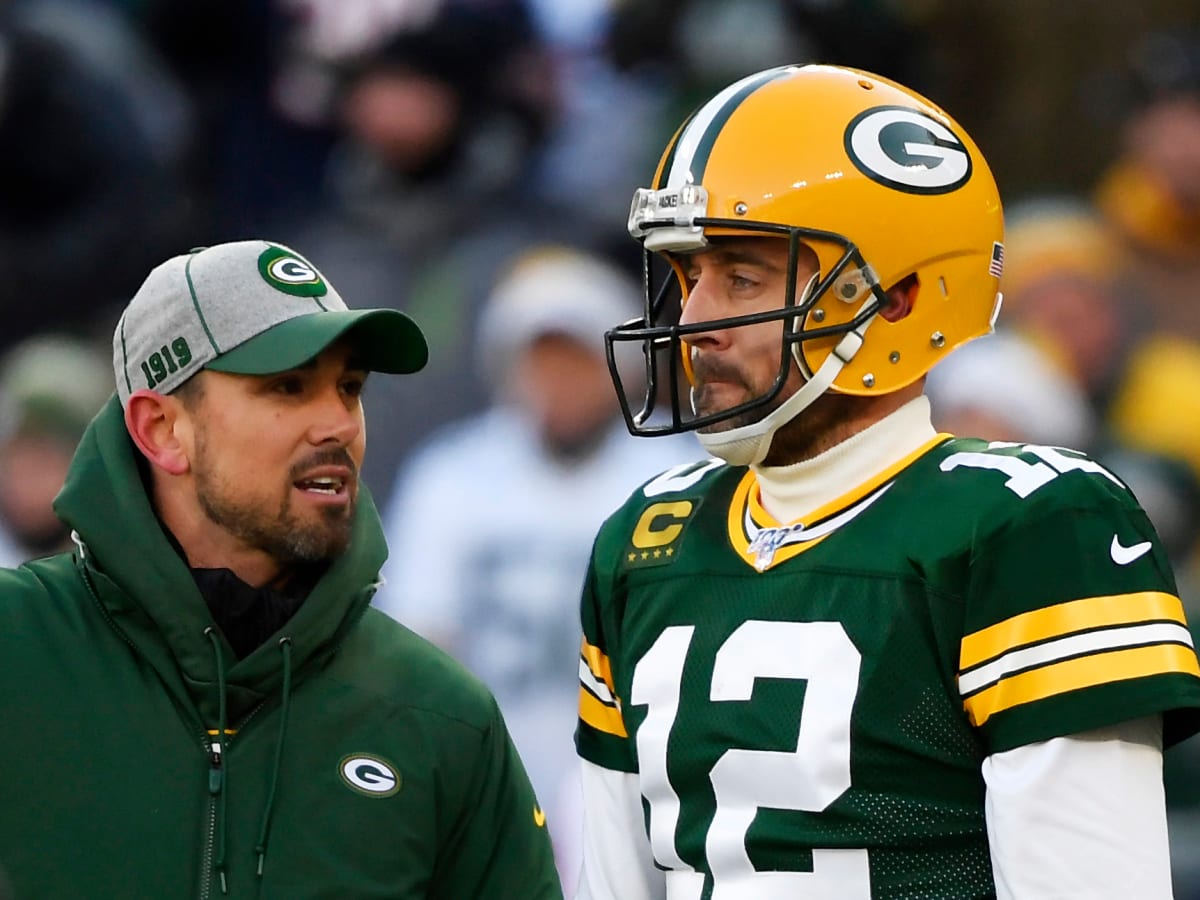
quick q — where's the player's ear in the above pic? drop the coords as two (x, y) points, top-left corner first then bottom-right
(880, 274), (919, 323)
(125, 389), (191, 476)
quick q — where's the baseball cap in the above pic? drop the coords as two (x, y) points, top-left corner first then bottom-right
(0, 334), (111, 442)
(476, 245), (641, 385)
(113, 240), (427, 407)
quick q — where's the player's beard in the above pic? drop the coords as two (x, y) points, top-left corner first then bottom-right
(193, 439), (357, 566)
(762, 389), (866, 465)
(689, 350), (869, 465)
(689, 354), (791, 433)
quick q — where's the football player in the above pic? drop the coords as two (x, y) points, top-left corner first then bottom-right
(574, 64), (1200, 899)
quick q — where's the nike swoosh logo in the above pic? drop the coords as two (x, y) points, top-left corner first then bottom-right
(1110, 535), (1152, 566)
(533, 805), (546, 828)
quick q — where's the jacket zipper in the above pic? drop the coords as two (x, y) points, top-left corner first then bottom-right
(77, 551), (345, 896)
(196, 700), (268, 899)
(76, 557), (222, 899)
(191, 595), (367, 896)
(199, 772), (216, 900)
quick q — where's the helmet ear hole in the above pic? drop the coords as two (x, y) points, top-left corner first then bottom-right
(880, 274), (919, 323)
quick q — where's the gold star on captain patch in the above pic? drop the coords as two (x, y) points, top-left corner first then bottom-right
(653, 549), (662, 558)
(640, 551), (649, 560)
(627, 553), (637, 562)
(666, 548), (674, 556)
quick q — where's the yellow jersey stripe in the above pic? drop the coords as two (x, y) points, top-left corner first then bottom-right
(581, 637), (617, 694)
(959, 621), (1193, 696)
(727, 471), (756, 546)
(963, 642), (1200, 726)
(960, 591), (1186, 671)
(579, 657), (617, 705)
(579, 686), (628, 737)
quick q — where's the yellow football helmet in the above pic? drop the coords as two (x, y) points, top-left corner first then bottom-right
(607, 63), (1004, 460)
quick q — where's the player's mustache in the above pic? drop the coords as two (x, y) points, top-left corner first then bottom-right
(289, 447), (359, 482)
(689, 354), (751, 391)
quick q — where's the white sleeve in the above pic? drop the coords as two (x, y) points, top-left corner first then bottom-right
(984, 715), (1171, 899)
(575, 759), (665, 900)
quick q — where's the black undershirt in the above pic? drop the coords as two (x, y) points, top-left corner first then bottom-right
(192, 565), (322, 660)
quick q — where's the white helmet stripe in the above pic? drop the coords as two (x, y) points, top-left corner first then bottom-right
(664, 66), (798, 190)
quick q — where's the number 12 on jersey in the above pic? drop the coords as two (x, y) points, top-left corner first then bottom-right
(632, 620), (871, 899)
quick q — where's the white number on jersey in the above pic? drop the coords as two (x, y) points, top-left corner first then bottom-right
(939, 442), (1122, 499)
(643, 459), (725, 498)
(631, 621), (871, 899)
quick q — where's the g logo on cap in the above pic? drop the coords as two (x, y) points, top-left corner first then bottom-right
(257, 246), (329, 298)
(269, 258), (318, 284)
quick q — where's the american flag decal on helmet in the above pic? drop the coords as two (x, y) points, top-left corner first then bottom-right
(989, 242), (1005, 277)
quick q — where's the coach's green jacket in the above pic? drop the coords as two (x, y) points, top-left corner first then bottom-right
(0, 397), (564, 900)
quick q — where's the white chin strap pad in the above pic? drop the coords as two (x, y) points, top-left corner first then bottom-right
(696, 319), (874, 466)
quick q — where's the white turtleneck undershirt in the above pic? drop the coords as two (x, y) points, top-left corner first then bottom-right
(752, 394), (937, 524)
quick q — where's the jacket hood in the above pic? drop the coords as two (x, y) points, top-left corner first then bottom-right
(53, 396), (390, 722)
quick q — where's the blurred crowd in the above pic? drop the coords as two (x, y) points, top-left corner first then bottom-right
(1, 0), (1199, 893)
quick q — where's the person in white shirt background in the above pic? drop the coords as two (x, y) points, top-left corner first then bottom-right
(373, 244), (698, 893)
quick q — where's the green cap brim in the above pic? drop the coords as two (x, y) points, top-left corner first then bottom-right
(206, 310), (428, 376)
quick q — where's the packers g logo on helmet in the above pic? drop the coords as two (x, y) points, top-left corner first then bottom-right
(844, 106), (973, 195)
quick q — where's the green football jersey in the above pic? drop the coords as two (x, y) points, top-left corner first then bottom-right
(576, 436), (1200, 900)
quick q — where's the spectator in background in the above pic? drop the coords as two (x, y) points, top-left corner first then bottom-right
(273, 0), (575, 495)
(1087, 34), (1200, 596)
(926, 197), (1124, 451)
(926, 330), (1097, 450)
(0, 1), (193, 353)
(1108, 337), (1200, 494)
(603, 0), (928, 187)
(995, 198), (1131, 411)
(1094, 28), (1200, 340)
(0, 334), (110, 567)
(374, 245), (698, 893)
(131, 0), (338, 237)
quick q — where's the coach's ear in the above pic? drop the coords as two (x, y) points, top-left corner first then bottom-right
(125, 389), (191, 476)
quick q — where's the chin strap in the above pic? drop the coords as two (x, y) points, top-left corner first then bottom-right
(696, 315), (877, 466)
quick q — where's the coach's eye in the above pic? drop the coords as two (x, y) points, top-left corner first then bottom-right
(272, 375), (304, 396)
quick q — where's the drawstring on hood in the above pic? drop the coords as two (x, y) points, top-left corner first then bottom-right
(203, 628), (298, 888)
(256, 636), (294, 877)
